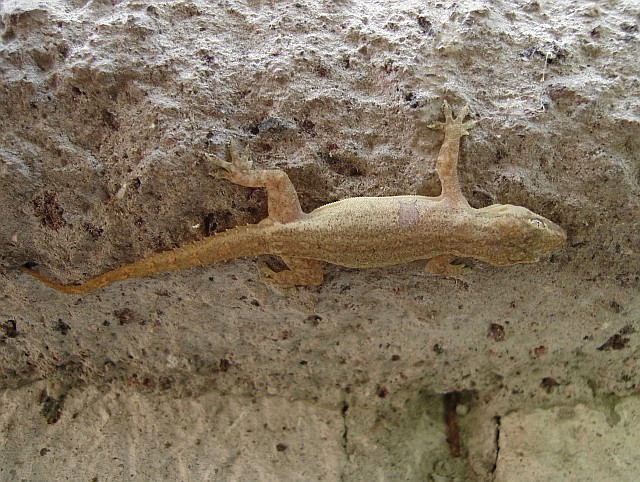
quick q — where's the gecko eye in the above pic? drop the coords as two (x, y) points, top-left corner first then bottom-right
(529, 218), (545, 229)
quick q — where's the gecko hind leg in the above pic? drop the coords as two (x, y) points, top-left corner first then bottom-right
(209, 141), (322, 286)
(258, 257), (323, 287)
(207, 139), (305, 224)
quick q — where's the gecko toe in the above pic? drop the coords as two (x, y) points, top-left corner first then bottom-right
(208, 170), (231, 181)
(257, 269), (294, 288)
(205, 153), (235, 180)
(228, 139), (253, 171)
(442, 100), (454, 121)
(204, 153), (232, 169)
(427, 121), (446, 131)
(460, 119), (478, 135)
(457, 104), (470, 119)
(447, 264), (472, 280)
(256, 261), (279, 282)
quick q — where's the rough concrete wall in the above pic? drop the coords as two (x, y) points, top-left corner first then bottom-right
(0, 0), (638, 480)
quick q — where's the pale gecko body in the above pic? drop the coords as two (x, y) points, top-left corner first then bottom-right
(22, 102), (566, 294)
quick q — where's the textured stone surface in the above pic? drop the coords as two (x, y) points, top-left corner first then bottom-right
(1, 0), (639, 479)
(0, 381), (347, 481)
(495, 398), (640, 482)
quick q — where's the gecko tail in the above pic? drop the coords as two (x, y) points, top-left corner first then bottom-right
(20, 224), (273, 294)
(20, 265), (92, 294)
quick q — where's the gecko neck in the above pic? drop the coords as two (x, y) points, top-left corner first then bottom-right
(451, 206), (524, 266)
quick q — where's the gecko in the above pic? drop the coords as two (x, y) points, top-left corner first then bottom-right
(21, 101), (566, 294)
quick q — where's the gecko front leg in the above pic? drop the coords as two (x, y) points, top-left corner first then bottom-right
(208, 140), (324, 286)
(424, 102), (477, 278)
(428, 101), (477, 205)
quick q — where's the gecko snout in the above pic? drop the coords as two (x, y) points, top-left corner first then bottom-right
(546, 220), (567, 248)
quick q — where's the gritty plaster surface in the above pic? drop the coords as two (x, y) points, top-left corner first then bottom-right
(495, 397), (640, 482)
(0, 380), (347, 481)
(0, 0), (639, 480)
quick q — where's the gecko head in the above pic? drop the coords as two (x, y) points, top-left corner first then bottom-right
(475, 204), (566, 265)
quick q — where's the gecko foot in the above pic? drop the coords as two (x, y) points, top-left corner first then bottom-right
(442, 263), (472, 281)
(206, 139), (253, 181)
(257, 262), (291, 286)
(426, 254), (472, 280)
(428, 101), (477, 137)
(257, 258), (323, 287)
